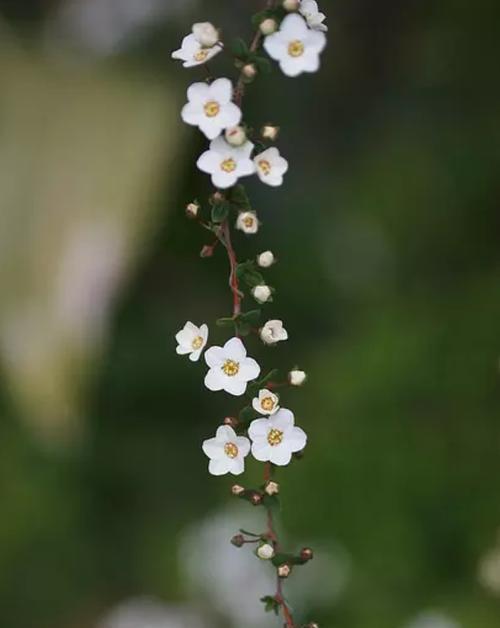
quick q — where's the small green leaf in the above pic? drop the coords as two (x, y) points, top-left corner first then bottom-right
(239, 406), (256, 422)
(260, 595), (280, 615)
(216, 317), (235, 327)
(229, 184), (252, 210)
(211, 202), (230, 223)
(239, 309), (261, 326)
(231, 37), (250, 59)
(237, 321), (252, 336)
(271, 552), (295, 567)
(253, 56), (272, 74)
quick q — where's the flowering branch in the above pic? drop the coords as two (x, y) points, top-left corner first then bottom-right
(173, 2), (327, 626)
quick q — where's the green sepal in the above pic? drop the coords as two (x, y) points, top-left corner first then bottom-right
(229, 184), (252, 210)
(211, 201), (230, 223)
(231, 37), (250, 59)
(271, 552), (295, 567)
(260, 595), (280, 615)
(238, 309), (261, 326)
(216, 317), (236, 328)
(239, 405), (256, 423)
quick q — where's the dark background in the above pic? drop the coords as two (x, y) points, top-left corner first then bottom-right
(0, 1), (499, 627)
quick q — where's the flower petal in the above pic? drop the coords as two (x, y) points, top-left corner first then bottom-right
(204, 346), (225, 368)
(251, 440), (272, 462)
(216, 425), (236, 442)
(222, 376), (247, 396)
(230, 456), (245, 475)
(204, 368), (223, 391)
(202, 437), (224, 459)
(249, 418), (271, 439)
(239, 357), (261, 382)
(270, 408), (295, 432)
(223, 337), (247, 360)
(288, 426), (307, 452)
(208, 458), (231, 475)
(269, 445), (293, 466)
(236, 436), (251, 456)
(209, 77), (233, 104)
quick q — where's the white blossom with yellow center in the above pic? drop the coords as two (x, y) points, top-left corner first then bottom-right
(181, 79), (242, 140)
(252, 388), (280, 415)
(300, 0), (328, 32)
(263, 13), (326, 77)
(202, 425), (251, 476)
(197, 137), (255, 189)
(249, 408), (307, 466)
(204, 337), (260, 396)
(175, 321), (208, 362)
(171, 33), (222, 68)
(236, 211), (259, 234)
(253, 147), (289, 187)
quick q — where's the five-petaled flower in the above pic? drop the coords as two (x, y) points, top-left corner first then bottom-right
(260, 319), (289, 345)
(172, 33), (222, 68)
(236, 211), (259, 234)
(263, 13), (326, 77)
(254, 147), (289, 187)
(204, 337), (261, 396)
(202, 425), (251, 475)
(181, 78), (242, 140)
(175, 321), (208, 361)
(249, 408), (307, 466)
(197, 137), (255, 189)
(252, 388), (280, 415)
(300, 0), (328, 32)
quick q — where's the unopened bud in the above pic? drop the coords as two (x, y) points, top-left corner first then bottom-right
(231, 534), (245, 548)
(224, 416), (239, 429)
(225, 125), (247, 146)
(252, 284), (272, 304)
(231, 484), (245, 496)
(257, 543), (275, 560)
(260, 18), (278, 35)
(192, 22), (219, 48)
(186, 201), (200, 219)
(200, 244), (215, 258)
(277, 563), (292, 578)
(261, 125), (280, 141)
(300, 547), (314, 562)
(305, 623), (319, 628)
(211, 191), (225, 204)
(283, 0), (300, 11)
(242, 63), (257, 80)
(264, 480), (280, 496)
(257, 250), (275, 267)
(249, 491), (263, 506)
(289, 369), (307, 386)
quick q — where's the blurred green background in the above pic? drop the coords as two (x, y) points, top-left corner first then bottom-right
(0, 1), (499, 627)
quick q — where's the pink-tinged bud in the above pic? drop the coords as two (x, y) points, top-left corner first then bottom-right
(261, 124), (280, 141)
(277, 563), (292, 578)
(300, 547), (314, 561)
(200, 244), (215, 258)
(231, 484), (245, 496)
(249, 491), (263, 506)
(225, 125), (247, 146)
(185, 201), (200, 219)
(223, 416), (239, 429)
(264, 480), (280, 496)
(231, 534), (245, 547)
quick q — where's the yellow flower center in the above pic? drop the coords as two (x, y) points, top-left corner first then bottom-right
(258, 159), (272, 176)
(191, 336), (204, 350)
(204, 100), (220, 117)
(267, 428), (284, 447)
(194, 49), (209, 62)
(222, 359), (240, 376)
(224, 442), (239, 458)
(261, 396), (276, 412)
(243, 216), (254, 228)
(221, 158), (237, 173)
(288, 40), (305, 57)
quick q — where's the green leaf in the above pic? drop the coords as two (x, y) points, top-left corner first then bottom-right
(231, 37), (250, 59)
(271, 552), (295, 567)
(216, 317), (235, 328)
(260, 595), (280, 615)
(211, 201), (230, 223)
(229, 184), (252, 210)
(257, 369), (280, 387)
(253, 56), (272, 74)
(237, 321), (252, 336)
(239, 405), (256, 422)
(238, 309), (261, 326)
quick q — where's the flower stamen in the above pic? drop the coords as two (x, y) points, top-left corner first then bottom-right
(204, 100), (220, 117)
(288, 40), (305, 57)
(222, 359), (240, 376)
(224, 442), (239, 458)
(194, 49), (209, 62)
(261, 396), (276, 412)
(192, 336), (204, 350)
(267, 428), (284, 446)
(258, 159), (272, 176)
(221, 158), (237, 173)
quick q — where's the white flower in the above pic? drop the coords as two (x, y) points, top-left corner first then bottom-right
(299, 0), (328, 32)
(192, 22), (219, 48)
(254, 147), (289, 187)
(171, 33), (222, 68)
(225, 125), (247, 146)
(202, 425), (250, 476)
(289, 369), (307, 386)
(236, 211), (259, 234)
(175, 321), (208, 362)
(257, 250), (275, 267)
(257, 543), (275, 560)
(204, 337), (260, 396)
(197, 137), (255, 189)
(263, 13), (326, 77)
(252, 285), (272, 304)
(259, 18), (278, 36)
(181, 79), (242, 140)
(260, 319), (288, 345)
(249, 407), (307, 466)
(252, 388), (280, 415)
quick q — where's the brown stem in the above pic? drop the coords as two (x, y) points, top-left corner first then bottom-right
(220, 221), (242, 318)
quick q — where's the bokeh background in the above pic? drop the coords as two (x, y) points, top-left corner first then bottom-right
(0, 1), (499, 627)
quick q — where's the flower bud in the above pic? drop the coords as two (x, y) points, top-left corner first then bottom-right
(225, 125), (247, 146)
(300, 547), (314, 562)
(224, 416), (239, 429)
(231, 484), (245, 496)
(259, 18), (278, 35)
(192, 22), (219, 48)
(200, 244), (215, 258)
(257, 250), (275, 267)
(242, 63), (257, 80)
(264, 480), (280, 496)
(186, 201), (200, 219)
(260, 319), (288, 345)
(249, 491), (263, 506)
(231, 534), (245, 547)
(277, 563), (292, 578)
(289, 369), (307, 386)
(305, 623), (319, 628)
(211, 191), (225, 204)
(261, 125), (280, 141)
(257, 543), (275, 560)
(252, 285), (272, 304)
(283, 0), (300, 11)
